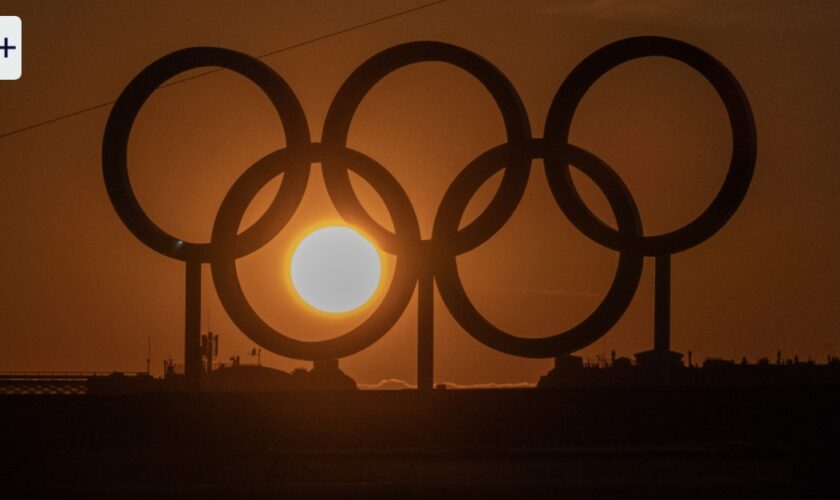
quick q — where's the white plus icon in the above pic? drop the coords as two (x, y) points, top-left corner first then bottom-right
(0, 16), (21, 80)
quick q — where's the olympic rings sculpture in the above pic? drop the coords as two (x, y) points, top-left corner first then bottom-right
(103, 37), (755, 363)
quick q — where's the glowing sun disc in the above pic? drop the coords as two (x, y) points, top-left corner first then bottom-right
(290, 226), (382, 314)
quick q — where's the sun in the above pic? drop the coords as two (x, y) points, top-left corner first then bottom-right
(289, 226), (382, 314)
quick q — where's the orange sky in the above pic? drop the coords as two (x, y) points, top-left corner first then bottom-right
(2, 0), (839, 386)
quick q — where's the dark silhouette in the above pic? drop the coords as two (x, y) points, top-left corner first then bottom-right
(102, 37), (755, 390)
(0, 362), (358, 394)
(538, 354), (840, 388)
(3, 385), (838, 497)
(203, 360), (357, 392)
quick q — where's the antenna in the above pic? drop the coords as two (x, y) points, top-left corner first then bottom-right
(146, 336), (151, 375)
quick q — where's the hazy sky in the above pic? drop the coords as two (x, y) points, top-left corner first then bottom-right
(2, 0), (839, 386)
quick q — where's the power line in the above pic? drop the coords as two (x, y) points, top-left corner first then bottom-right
(0, 0), (449, 141)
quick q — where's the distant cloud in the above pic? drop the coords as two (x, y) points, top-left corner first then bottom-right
(438, 381), (536, 389)
(358, 378), (415, 390)
(358, 378), (535, 390)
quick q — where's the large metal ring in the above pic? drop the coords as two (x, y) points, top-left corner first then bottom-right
(433, 139), (643, 358)
(102, 47), (311, 262)
(210, 143), (421, 360)
(322, 41), (532, 255)
(544, 36), (756, 255)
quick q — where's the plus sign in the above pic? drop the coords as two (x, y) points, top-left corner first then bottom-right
(1, 37), (16, 58)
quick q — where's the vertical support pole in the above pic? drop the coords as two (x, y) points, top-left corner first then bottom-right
(417, 271), (434, 391)
(654, 254), (671, 354)
(185, 260), (202, 391)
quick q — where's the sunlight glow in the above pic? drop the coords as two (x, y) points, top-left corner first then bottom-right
(290, 226), (382, 314)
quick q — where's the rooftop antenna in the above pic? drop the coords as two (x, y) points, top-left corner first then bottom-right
(201, 307), (217, 373)
(146, 336), (151, 375)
